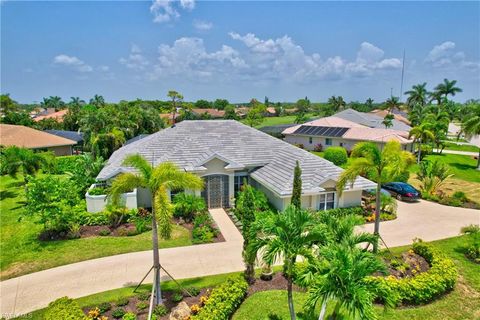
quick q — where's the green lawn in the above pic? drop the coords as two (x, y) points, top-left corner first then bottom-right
(242, 114), (316, 128)
(233, 236), (480, 320)
(442, 142), (480, 153)
(311, 151), (354, 169)
(0, 175), (192, 280)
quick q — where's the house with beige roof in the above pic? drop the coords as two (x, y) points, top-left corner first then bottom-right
(90, 120), (376, 212)
(0, 124), (77, 156)
(283, 115), (413, 152)
(33, 109), (68, 123)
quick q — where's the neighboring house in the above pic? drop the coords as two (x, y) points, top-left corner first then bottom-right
(191, 108), (225, 118)
(369, 109), (411, 126)
(334, 108), (411, 132)
(259, 124), (296, 138)
(0, 124), (76, 156)
(265, 107), (277, 117)
(33, 109), (68, 122)
(91, 120), (375, 212)
(282, 116), (413, 151)
(45, 129), (84, 153)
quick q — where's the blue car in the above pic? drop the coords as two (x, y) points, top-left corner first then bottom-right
(381, 182), (420, 201)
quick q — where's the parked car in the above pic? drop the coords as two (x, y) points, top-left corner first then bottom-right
(381, 182), (420, 201)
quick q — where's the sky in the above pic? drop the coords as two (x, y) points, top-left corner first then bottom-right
(1, 1), (479, 104)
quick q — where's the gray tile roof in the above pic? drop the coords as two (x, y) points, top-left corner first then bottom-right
(97, 120), (375, 196)
(334, 109), (411, 131)
(44, 130), (84, 143)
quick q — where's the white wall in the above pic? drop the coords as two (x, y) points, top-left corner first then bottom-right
(338, 190), (363, 208)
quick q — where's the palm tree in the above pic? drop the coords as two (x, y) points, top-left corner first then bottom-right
(428, 91), (444, 105)
(110, 155), (203, 310)
(89, 94), (105, 107)
(0, 146), (48, 185)
(304, 244), (389, 320)
(382, 113), (394, 129)
(41, 96), (64, 110)
(328, 96), (346, 113)
(461, 102), (480, 168)
(69, 97), (85, 108)
(365, 98), (374, 110)
(337, 141), (414, 253)
(384, 96), (400, 113)
(404, 83), (429, 109)
(434, 79), (462, 100)
(424, 108), (450, 153)
(248, 206), (328, 320)
(409, 123), (435, 163)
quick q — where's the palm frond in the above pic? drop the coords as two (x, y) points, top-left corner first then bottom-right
(122, 154), (153, 182)
(109, 173), (146, 206)
(154, 185), (173, 239)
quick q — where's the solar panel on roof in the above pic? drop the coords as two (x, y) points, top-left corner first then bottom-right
(292, 125), (349, 137)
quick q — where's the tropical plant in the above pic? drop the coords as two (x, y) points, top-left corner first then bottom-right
(0, 146), (49, 185)
(167, 90), (183, 124)
(337, 141), (414, 252)
(380, 193), (397, 214)
(461, 102), (480, 168)
(41, 96), (65, 110)
(173, 193), (206, 222)
(409, 123), (435, 163)
(460, 224), (480, 263)
(384, 96), (400, 113)
(416, 160), (453, 196)
(404, 83), (429, 109)
(109, 155), (203, 308)
(89, 94), (106, 107)
(248, 206), (328, 319)
(328, 96), (346, 113)
(433, 78), (462, 100)
(291, 161), (302, 209)
(382, 113), (394, 129)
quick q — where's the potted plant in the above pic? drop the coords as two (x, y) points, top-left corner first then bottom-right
(260, 263), (273, 281)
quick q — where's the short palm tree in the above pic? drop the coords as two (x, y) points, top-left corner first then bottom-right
(337, 141), (414, 253)
(404, 82), (429, 108)
(434, 78), (462, 100)
(0, 146), (47, 185)
(461, 102), (480, 169)
(248, 206), (328, 320)
(110, 155), (203, 309)
(304, 244), (390, 320)
(382, 113), (394, 129)
(409, 123), (435, 163)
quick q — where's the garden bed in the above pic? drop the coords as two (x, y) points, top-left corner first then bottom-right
(381, 251), (430, 278)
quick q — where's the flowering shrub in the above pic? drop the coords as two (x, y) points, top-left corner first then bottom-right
(44, 297), (84, 320)
(313, 143), (323, 152)
(367, 240), (457, 305)
(191, 276), (248, 320)
(86, 307), (108, 320)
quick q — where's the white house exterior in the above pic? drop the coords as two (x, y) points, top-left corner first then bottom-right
(89, 120), (375, 212)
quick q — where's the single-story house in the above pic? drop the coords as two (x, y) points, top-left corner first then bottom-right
(282, 116), (413, 152)
(369, 109), (411, 126)
(191, 108), (225, 118)
(90, 120), (375, 212)
(33, 109), (68, 122)
(0, 124), (77, 156)
(334, 108), (411, 132)
(45, 129), (84, 153)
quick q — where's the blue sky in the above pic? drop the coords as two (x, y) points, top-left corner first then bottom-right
(1, 1), (479, 103)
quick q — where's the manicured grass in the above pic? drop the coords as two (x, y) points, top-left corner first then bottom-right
(233, 236), (480, 320)
(242, 113), (315, 128)
(0, 175), (192, 280)
(442, 142), (480, 153)
(311, 151), (353, 169)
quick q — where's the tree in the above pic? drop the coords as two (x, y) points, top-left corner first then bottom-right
(245, 105), (264, 127)
(167, 91), (183, 125)
(110, 155), (203, 309)
(404, 83), (428, 109)
(382, 113), (394, 129)
(248, 206), (328, 320)
(304, 244), (389, 320)
(384, 96), (400, 113)
(223, 105), (238, 120)
(461, 102), (480, 168)
(337, 141), (414, 253)
(237, 183), (257, 284)
(434, 79), (462, 100)
(416, 160), (453, 196)
(0, 94), (19, 113)
(1, 110), (35, 127)
(89, 94), (105, 107)
(0, 146), (48, 185)
(194, 99), (211, 109)
(365, 98), (374, 110)
(328, 96), (346, 113)
(213, 99), (229, 110)
(409, 123), (435, 164)
(424, 108), (450, 153)
(42, 96), (65, 110)
(291, 161), (302, 209)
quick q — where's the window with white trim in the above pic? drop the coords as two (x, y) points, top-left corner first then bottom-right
(234, 175), (248, 195)
(325, 138), (332, 146)
(318, 192), (335, 211)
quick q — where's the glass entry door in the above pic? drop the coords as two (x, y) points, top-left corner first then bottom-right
(201, 175), (229, 208)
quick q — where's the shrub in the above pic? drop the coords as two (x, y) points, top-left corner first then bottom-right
(44, 297), (84, 320)
(235, 185), (270, 214)
(186, 286), (200, 296)
(115, 297), (129, 306)
(191, 276), (248, 320)
(77, 211), (110, 226)
(295, 143), (304, 149)
(136, 291), (150, 301)
(313, 143), (323, 152)
(111, 308), (126, 319)
(461, 224), (480, 263)
(452, 191), (468, 202)
(416, 160), (452, 196)
(192, 212), (219, 244)
(173, 193), (206, 222)
(98, 302), (111, 313)
(136, 301), (148, 311)
(367, 240), (457, 305)
(122, 312), (137, 320)
(99, 228), (111, 236)
(324, 146), (348, 166)
(153, 304), (168, 316)
(88, 186), (108, 196)
(171, 291), (184, 302)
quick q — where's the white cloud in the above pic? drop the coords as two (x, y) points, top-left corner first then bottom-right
(53, 54), (93, 72)
(98, 65), (110, 72)
(119, 44), (150, 71)
(193, 20), (213, 31)
(149, 0), (194, 23)
(425, 41), (479, 69)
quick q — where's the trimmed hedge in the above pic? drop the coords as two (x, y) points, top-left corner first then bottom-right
(367, 240), (457, 305)
(44, 296), (84, 320)
(191, 276), (248, 320)
(324, 147), (348, 166)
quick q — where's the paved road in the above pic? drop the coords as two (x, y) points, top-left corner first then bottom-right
(1, 203), (479, 317)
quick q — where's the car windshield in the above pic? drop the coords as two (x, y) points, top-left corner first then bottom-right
(401, 184), (417, 193)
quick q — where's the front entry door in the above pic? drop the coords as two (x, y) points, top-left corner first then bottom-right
(202, 175), (229, 208)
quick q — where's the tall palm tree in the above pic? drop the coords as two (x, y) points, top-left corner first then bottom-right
(41, 96), (65, 110)
(409, 123), (435, 163)
(434, 79), (462, 100)
(424, 108), (450, 152)
(461, 102), (480, 168)
(110, 155), (203, 309)
(304, 244), (389, 320)
(69, 97), (85, 108)
(337, 141), (414, 253)
(89, 94), (105, 107)
(404, 83), (429, 108)
(384, 96), (400, 113)
(365, 98), (374, 110)
(248, 206), (328, 320)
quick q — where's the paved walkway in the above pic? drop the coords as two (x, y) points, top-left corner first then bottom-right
(433, 149), (479, 157)
(1, 203), (479, 317)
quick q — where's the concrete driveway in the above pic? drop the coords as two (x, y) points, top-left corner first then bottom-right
(358, 199), (480, 248)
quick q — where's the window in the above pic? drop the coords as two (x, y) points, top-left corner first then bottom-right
(318, 192), (335, 211)
(309, 137), (313, 144)
(339, 142), (344, 147)
(325, 138), (332, 146)
(234, 175), (248, 194)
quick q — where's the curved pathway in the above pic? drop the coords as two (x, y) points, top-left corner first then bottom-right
(1, 203), (479, 317)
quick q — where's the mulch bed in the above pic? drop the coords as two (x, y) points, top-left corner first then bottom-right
(247, 272), (303, 297)
(381, 251), (430, 278)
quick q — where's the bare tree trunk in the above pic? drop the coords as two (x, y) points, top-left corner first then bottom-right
(287, 276), (296, 320)
(417, 140), (422, 164)
(318, 299), (328, 320)
(151, 194), (162, 306)
(373, 181), (381, 253)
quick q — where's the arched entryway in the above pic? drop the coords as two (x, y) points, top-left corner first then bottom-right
(201, 174), (229, 208)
